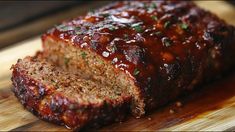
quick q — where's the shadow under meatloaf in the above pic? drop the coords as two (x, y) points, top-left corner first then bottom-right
(11, 55), (131, 130)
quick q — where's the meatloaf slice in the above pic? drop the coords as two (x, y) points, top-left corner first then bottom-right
(42, 1), (235, 118)
(11, 55), (131, 130)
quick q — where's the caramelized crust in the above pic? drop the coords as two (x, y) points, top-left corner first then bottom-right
(42, 1), (235, 112)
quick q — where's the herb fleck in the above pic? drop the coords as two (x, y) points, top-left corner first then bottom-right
(81, 52), (87, 59)
(112, 45), (117, 52)
(151, 15), (158, 21)
(56, 25), (69, 31)
(109, 26), (115, 31)
(64, 57), (70, 66)
(101, 13), (109, 17)
(98, 60), (104, 65)
(162, 37), (172, 47)
(164, 21), (171, 28)
(133, 68), (140, 76)
(75, 27), (80, 30)
(150, 3), (157, 8)
(143, 3), (148, 9)
(69, 104), (76, 110)
(76, 31), (82, 35)
(155, 31), (162, 35)
(124, 34), (129, 39)
(51, 79), (56, 83)
(180, 23), (188, 30)
(132, 24), (143, 33)
(55, 83), (59, 89)
(74, 27), (82, 35)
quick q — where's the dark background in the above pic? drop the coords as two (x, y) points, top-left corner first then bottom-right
(0, 1), (110, 49)
(0, 1), (80, 31)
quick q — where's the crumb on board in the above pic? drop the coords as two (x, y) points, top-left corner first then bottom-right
(148, 117), (152, 121)
(169, 109), (175, 114)
(176, 101), (182, 107)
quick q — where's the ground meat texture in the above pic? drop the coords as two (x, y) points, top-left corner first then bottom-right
(11, 56), (131, 130)
(12, 1), (235, 130)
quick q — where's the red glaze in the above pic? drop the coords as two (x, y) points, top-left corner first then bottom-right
(42, 1), (235, 111)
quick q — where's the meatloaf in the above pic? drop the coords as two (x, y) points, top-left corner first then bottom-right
(11, 1), (235, 130)
(11, 53), (131, 129)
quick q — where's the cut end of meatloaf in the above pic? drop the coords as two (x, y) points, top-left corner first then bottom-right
(11, 55), (131, 130)
(42, 36), (145, 117)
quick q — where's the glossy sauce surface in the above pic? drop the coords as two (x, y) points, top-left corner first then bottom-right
(43, 1), (234, 109)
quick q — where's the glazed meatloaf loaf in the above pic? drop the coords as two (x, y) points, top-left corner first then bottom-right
(12, 1), (235, 130)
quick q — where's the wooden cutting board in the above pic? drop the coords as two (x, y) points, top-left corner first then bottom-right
(0, 1), (235, 131)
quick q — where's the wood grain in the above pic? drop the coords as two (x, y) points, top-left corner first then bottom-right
(0, 1), (235, 131)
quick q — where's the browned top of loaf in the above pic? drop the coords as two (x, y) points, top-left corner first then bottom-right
(42, 1), (235, 102)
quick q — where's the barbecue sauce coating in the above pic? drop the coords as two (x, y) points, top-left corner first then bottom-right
(42, 1), (235, 112)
